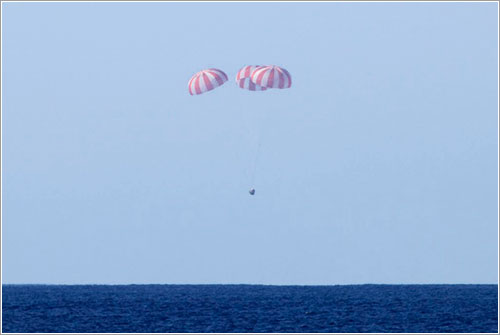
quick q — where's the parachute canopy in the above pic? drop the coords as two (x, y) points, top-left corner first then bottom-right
(236, 65), (268, 91)
(188, 68), (228, 95)
(251, 65), (292, 89)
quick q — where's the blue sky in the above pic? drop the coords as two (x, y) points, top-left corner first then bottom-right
(2, 2), (498, 285)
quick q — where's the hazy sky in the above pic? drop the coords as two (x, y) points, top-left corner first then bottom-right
(2, 2), (498, 285)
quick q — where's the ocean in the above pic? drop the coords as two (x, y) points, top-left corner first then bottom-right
(1, 284), (497, 333)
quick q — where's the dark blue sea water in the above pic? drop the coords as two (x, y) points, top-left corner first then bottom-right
(2, 284), (498, 333)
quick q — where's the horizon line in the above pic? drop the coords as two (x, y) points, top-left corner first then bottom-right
(2, 282), (498, 286)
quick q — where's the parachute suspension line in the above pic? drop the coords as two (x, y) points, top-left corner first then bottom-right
(250, 106), (270, 188)
(250, 130), (263, 186)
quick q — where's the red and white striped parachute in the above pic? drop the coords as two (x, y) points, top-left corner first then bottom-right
(188, 68), (228, 95)
(235, 65), (267, 91)
(251, 65), (292, 89)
